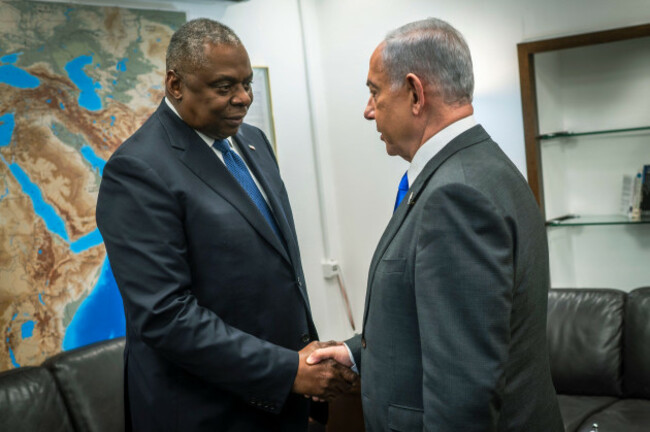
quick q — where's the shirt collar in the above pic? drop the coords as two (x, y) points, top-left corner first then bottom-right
(407, 115), (477, 186)
(164, 97), (232, 148)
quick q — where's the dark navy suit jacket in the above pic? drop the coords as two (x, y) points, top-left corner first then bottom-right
(96, 101), (318, 431)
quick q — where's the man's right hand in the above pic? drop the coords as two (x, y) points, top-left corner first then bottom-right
(306, 344), (353, 367)
(292, 341), (358, 401)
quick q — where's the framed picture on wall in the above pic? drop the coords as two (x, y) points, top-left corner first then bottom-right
(247, 66), (277, 152)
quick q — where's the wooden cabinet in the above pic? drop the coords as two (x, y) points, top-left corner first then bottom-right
(517, 24), (650, 290)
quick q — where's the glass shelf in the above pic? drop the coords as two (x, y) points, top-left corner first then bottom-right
(546, 214), (650, 227)
(537, 125), (650, 141)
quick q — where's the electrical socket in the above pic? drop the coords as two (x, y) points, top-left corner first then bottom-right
(322, 259), (340, 279)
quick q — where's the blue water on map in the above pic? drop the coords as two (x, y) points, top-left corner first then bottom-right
(1, 53), (125, 356)
(7, 314), (20, 367)
(21, 321), (35, 339)
(7, 339), (19, 367)
(0, 113), (14, 147)
(80, 145), (106, 176)
(8, 163), (70, 241)
(70, 228), (103, 253)
(1, 53), (20, 63)
(61, 149), (123, 350)
(0, 53), (40, 89)
(62, 148), (123, 349)
(116, 58), (128, 72)
(63, 258), (125, 350)
(65, 55), (102, 111)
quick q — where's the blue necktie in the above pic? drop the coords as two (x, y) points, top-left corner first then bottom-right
(394, 171), (409, 212)
(213, 139), (281, 239)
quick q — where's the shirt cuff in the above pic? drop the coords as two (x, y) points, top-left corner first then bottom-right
(343, 342), (359, 374)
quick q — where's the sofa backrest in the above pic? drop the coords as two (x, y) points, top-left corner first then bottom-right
(43, 337), (125, 432)
(547, 288), (625, 396)
(0, 366), (74, 431)
(625, 286), (650, 398)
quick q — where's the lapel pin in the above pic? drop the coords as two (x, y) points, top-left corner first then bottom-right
(248, 145), (256, 151)
(408, 192), (416, 206)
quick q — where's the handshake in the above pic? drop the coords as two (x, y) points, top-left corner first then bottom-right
(291, 340), (358, 401)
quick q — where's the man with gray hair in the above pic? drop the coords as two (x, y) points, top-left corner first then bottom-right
(308, 18), (564, 431)
(97, 18), (356, 432)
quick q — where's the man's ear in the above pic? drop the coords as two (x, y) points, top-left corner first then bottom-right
(166, 70), (183, 101)
(406, 73), (425, 115)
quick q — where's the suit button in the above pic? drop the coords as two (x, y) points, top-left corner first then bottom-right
(301, 334), (310, 343)
(361, 337), (367, 349)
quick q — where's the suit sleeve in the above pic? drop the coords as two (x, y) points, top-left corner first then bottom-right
(414, 182), (513, 431)
(96, 154), (298, 414)
(345, 334), (362, 373)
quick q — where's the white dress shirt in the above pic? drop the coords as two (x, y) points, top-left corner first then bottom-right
(406, 115), (477, 188)
(164, 97), (272, 206)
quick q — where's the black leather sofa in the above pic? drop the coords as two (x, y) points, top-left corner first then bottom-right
(319, 287), (650, 432)
(2, 288), (650, 432)
(0, 336), (124, 432)
(548, 287), (650, 432)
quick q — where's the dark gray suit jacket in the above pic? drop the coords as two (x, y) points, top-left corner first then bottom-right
(348, 125), (564, 432)
(96, 101), (318, 431)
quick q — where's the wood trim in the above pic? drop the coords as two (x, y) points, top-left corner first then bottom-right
(517, 23), (650, 54)
(518, 44), (544, 212)
(516, 23), (650, 217)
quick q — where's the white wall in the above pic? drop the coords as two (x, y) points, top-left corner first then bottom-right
(299, 0), (650, 326)
(43, 0), (650, 339)
(49, 0), (354, 340)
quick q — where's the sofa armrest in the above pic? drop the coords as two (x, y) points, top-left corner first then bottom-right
(548, 289), (625, 396)
(625, 286), (650, 398)
(43, 337), (125, 432)
(0, 366), (74, 431)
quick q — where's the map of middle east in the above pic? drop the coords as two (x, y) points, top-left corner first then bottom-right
(0, 0), (185, 369)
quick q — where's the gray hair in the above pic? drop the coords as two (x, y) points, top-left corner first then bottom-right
(383, 18), (474, 105)
(166, 18), (241, 74)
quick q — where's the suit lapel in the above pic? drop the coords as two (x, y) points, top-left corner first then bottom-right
(363, 125), (491, 329)
(234, 133), (313, 308)
(157, 103), (291, 264)
(234, 133), (296, 254)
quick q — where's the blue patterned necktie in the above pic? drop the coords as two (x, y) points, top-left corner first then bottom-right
(394, 171), (409, 212)
(213, 139), (281, 239)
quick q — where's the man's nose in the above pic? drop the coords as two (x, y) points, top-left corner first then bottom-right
(232, 85), (252, 106)
(364, 98), (375, 120)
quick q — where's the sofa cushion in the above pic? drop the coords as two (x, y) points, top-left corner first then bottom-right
(547, 289), (625, 396)
(0, 366), (74, 431)
(43, 337), (125, 432)
(576, 399), (650, 432)
(625, 287), (650, 398)
(556, 395), (617, 432)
